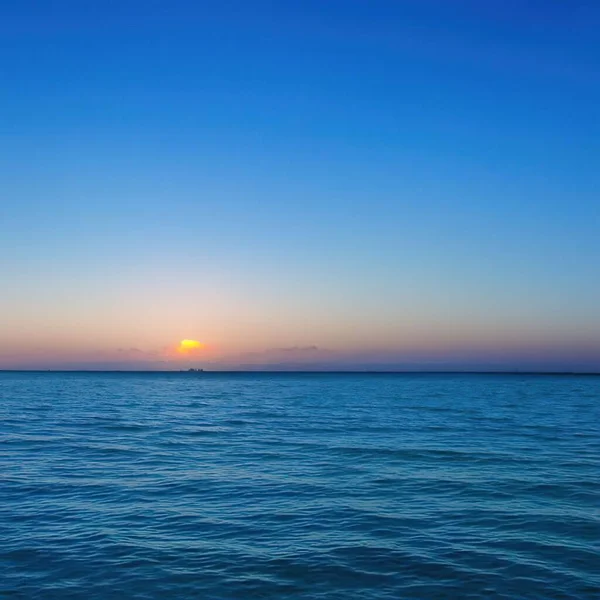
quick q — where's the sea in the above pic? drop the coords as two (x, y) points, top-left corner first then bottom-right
(1, 372), (599, 599)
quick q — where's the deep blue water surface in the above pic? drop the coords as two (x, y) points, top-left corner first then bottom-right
(1, 372), (599, 599)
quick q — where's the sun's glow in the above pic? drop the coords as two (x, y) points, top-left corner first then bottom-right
(177, 339), (205, 354)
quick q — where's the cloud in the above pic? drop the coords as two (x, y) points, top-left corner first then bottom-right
(116, 347), (162, 359)
(209, 345), (329, 367)
(278, 345), (321, 352)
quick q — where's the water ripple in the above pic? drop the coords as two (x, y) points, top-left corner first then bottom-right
(1, 372), (599, 599)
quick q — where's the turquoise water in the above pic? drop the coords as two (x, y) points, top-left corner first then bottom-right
(1, 372), (599, 599)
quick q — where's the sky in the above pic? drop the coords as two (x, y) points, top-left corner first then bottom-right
(1, 0), (599, 371)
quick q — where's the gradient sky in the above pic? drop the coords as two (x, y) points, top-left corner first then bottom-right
(1, 0), (599, 371)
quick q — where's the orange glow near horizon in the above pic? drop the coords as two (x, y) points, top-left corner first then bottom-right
(176, 339), (205, 355)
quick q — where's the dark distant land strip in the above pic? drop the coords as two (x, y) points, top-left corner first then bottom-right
(1, 370), (599, 376)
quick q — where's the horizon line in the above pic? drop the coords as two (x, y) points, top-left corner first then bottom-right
(1, 369), (599, 376)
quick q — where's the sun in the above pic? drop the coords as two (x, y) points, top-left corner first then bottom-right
(177, 339), (205, 354)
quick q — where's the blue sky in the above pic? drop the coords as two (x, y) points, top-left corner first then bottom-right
(1, 0), (599, 370)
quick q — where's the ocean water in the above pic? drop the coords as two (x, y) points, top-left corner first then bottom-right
(1, 372), (599, 599)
